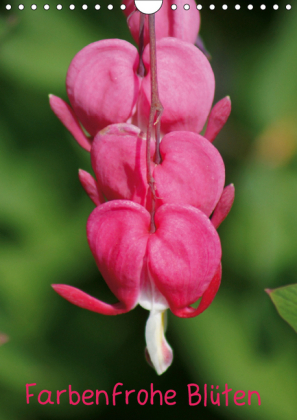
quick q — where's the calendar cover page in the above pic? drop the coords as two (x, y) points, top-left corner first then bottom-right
(0, 1), (296, 419)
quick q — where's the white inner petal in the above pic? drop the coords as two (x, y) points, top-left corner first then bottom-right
(145, 308), (173, 375)
(138, 275), (168, 311)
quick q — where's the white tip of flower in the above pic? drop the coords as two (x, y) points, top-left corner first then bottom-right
(145, 309), (173, 375)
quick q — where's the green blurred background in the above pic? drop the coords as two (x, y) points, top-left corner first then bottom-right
(0, 1), (297, 419)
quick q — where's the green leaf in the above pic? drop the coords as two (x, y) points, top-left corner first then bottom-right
(266, 284), (297, 333)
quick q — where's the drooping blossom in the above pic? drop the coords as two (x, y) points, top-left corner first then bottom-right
(122, 0), (200, 47)
(50, 37), (215, 150)
(53, 200), (222, 374)
(85, 123), (225, 216)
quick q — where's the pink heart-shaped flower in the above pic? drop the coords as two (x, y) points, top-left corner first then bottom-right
(91, 124), (225, 217)
(53, 200), (221, 316)
(52, 201), (222, 374)
(51, 38), (215, 150)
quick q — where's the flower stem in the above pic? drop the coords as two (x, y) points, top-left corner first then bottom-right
(137, 13), (145, 77)
(146, 13), (164, 233)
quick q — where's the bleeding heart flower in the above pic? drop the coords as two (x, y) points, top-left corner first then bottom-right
(88, 123), (225, 217)
(50, 37), (215, 150)
(52, 200), (222, 374)
(137, 37), (215, 136)
(122, 0), (200, 47)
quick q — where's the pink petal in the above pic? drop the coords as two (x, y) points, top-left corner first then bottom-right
(87, 201), (150, 309)
(66, 39), (140, 136)
(154, 131), (225, 216)
(138, 38), (215, 136)
(91, 124), (149, 206)
(204, 96), (232, 143)
(78, 169), (105, 206)
(148, 204), (221, 312)
(49, 95), (91, 151)
(52, 284), (131, 315)
(123, 0), (200, 47)
(171, 263), (222, 318)
(211, 184), (235, 229)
